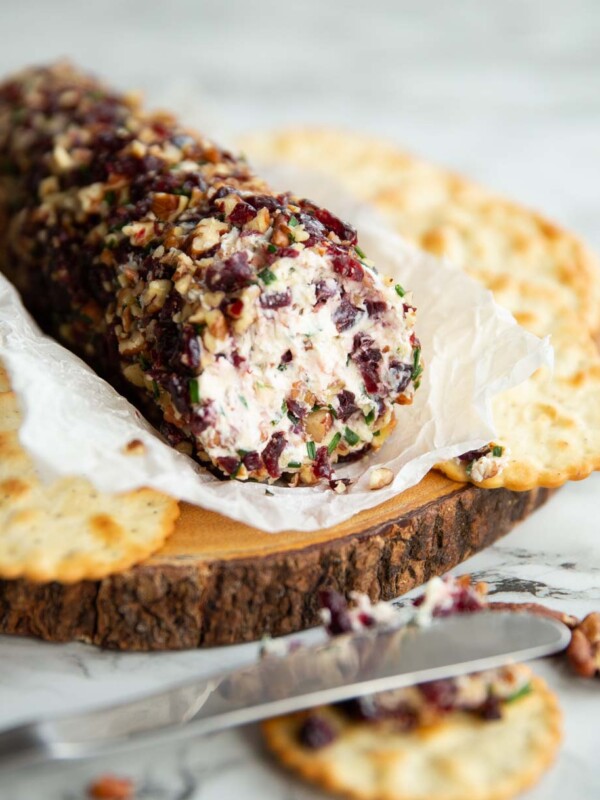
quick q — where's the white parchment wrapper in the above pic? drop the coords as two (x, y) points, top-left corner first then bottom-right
(0, 168), (552, 533)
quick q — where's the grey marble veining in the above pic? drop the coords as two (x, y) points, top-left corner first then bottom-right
(1, 1), (599, 797)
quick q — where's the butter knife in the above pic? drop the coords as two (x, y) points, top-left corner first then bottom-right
(0, 611), (570, 772)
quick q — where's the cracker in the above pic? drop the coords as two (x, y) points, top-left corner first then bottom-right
(241, 129), (600, 489)
(262, 676), (562, 800)
(241, 129), (600, 334)
(0, 375), (179, 583)
(439, 274), (600, 488)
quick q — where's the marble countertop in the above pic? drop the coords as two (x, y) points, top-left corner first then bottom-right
(1, 0), (599, 797)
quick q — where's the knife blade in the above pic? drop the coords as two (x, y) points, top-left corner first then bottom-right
(0, 611), (570, 773)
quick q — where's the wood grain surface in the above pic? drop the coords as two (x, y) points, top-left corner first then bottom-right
(0, 472), (554, 650)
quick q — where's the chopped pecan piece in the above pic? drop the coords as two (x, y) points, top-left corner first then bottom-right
(566, 612), (600, 678)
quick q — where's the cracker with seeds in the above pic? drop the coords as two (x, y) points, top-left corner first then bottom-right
(0, 367), (179, 583)
(241, 129), (600, 490)
(262, 674), (561, 800)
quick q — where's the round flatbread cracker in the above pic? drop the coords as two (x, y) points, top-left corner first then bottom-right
(241, 129), (600, 491)
(241, 128), (600, 335)
(0, 373), (179, 583)
(262, 676), (561, 800)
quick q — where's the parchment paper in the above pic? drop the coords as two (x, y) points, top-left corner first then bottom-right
(0, 169), (552, 532)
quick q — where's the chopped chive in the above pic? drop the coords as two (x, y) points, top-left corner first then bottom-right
(492, 445), (504, 457)
(306, 441), (316, 460)
(152, 379), (159, 399)
(189, 378), (200, 404)
(355, 245), (366, 259)
(311, 404), (322, 412)
(395, 284), (405, 297)
(328, 432), (342, 454)
(237, 449), (249, 457)
(258, 267), (277, 284)
(466, 461), (474, 476)
(265, 489), (274, 496)
(277, 363), (287, 371)
(288, 215), (299, 227)
(364, 409), (376, 425)
(267, 244), (277, 253)
(411, 347), (422, 382)
(281, 398), (288, 413)
(506, 683), (532, 704)
(373, 430), (381, 437)
(138, 354), (150, 370)
(239, 394), (248, 409)
(194, 323), (206, 334)
(287, 461), (302, 469)
(104, 190), (117, 206)
(328, 404), (338, 419)
(344, 427), (360, 446)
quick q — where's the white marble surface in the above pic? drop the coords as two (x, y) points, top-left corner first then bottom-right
(1, 1), (600, 797)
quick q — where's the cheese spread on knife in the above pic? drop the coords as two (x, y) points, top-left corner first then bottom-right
(0, 63), (421, 485)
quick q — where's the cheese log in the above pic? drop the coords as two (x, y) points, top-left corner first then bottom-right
(0, 64), (420, 485)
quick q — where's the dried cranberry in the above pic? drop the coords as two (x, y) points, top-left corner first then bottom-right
(319, 589), (353, 635)
(333, 299), (360, 332)
(313, 446), (332, 479)
(275, 246), (299, 259)
(458, 446), (491, 462)
(262, 432), (287, 478)
(280, 349), (293, 364)
(418, 679), (458, 712)
(217, 456), (240, 476)
(357, 612), (377, 628)
(229, 201), (256, 226)
(308, 205), (357, 244)
(453, 589), (485, 614)
(298, 714), (337, 749)
(389, 360), (412, 394)
(479, 695), (502, 721)
(331, 253), (364, 282)
(336, 390), (359, 421)
(364, 299), (387, 317)
(161, 421), (190, 447)
(352, 334), (382, 395)
(190, 401), (216, 435)
(205, 252), (253, 292)
(231, 350), (245, 368)
(286, 398), (306, 420)
(242, 451), (262, 472)
(226, 298), (244, 318)
(244, 194), (281, 212)
(297, 212), (326, 242)
(340, 697), (418, 730)
(265, 246), (299, 265)
(260, 289), (292, 309)
(314, 279), (336, 307)
(412, 580), (484, 618)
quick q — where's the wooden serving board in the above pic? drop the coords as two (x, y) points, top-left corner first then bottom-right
(0, 472), (553, 651)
